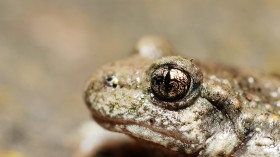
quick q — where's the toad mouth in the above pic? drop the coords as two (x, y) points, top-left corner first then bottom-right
(90, 111), (202, 154)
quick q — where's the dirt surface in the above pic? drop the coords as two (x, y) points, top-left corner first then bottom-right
(0, 1), (279, 157)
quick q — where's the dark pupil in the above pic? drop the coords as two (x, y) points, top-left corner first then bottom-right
(151, 66), (190, 101)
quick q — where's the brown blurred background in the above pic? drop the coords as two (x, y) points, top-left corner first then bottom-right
(0, 0), (279, 157)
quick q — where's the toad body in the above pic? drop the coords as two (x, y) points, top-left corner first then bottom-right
(84, 37), (280, 156)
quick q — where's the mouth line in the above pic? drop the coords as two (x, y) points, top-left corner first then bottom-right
(91, 111), (200, 147)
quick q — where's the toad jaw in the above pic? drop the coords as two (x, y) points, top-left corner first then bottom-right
(85, 82), (232, 155)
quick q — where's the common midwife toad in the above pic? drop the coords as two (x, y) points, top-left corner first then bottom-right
(84, 37), (280, 156)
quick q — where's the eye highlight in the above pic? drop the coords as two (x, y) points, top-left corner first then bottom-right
(148, 56), (203, 110)
(151, 66), (190, 101)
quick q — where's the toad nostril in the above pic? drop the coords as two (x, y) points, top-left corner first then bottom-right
(106, 76), (113, 81)
(112, 84), (117, 88)
(105, 75), (119, 88)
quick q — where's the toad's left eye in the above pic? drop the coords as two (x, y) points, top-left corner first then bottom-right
(151, 66), (190, 101)
(148, 56), (203, 110)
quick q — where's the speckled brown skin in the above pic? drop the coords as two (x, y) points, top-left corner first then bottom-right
(84, 37), (280, 156)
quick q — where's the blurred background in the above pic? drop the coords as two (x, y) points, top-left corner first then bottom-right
(0, 0), (279, 157)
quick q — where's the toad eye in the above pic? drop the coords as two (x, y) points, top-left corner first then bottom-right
(149, 56), (203, 110)
(151, 67), (190, 101)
